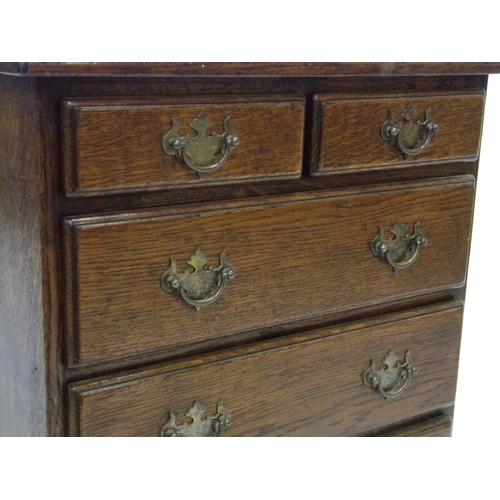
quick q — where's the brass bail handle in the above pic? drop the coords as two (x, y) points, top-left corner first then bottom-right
(162, 112), (240, 175)
(381, 105), (439, 158)
(371, 220), (427, 272)
(364, 351), (418, 399)
(161, 400), (232, 437)
(161, 249), (235, 311)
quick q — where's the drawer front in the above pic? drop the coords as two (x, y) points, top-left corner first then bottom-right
(64, 176), (474, 367)
(378, 414), (453, 437)
(62, 96), (305, 196)
(311, 91), (484, 174)
(68, 303), (463, 436)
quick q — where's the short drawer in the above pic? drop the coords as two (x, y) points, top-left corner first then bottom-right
(310, 91), (484, 174)
(68, 303), (463, 436)
(62, 96), (305, 196)
(64, 176), (474, 367)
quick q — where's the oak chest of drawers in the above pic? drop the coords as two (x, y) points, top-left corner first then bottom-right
(1, 62), (499, 437)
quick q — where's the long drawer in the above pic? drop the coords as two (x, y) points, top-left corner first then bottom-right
(68, 302), (463, 436)
(64, 176), (474, 367)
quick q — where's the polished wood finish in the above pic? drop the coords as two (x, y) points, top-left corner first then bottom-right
(0, 76), (48, 436)
(0, 63), (494, 436)
(62, 96), (305, 196)
(68, 302), (462, 436)
(311, 91), (484, 174)
(378, 414), (453, 437)
(65, 176), (473, 367)
(2, 62), (500, 77)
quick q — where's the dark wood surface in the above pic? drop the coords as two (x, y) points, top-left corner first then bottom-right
(62, 96), (304, 196)
(64, 176), (473, 368)
(2, 62), (500, 78)
(68, 302), (463, 436)
(0, 66), (494, 436)
(311, 91), (485, 174)
(0, 76), (48, 436)
(378, 414), (453, 436)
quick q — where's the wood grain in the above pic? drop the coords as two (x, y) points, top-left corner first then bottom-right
(68, 302), (463, 436)
(0, 66), (495, 437)
(62, 96), (305, 196)
(377, 414), (453, 436)
(2, 62), (500, 77)
(311, 91), (485, 174)
(64, 176), (474, 367)
(0, 76), (48, 436)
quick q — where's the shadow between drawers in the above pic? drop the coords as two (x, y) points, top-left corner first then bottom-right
(66, 300), (464, 437)
(63, 292), (462, 383)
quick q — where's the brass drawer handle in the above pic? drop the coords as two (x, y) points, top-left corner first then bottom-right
(161, 249), (235, 311)
(162, 112), (239, 176)
(161, 400), (232, 437)
(371, 220), (427, 272)
(364, 351), (417, 399)
(381, 105), (439, 158)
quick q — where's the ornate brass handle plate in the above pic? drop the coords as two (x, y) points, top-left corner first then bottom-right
(381, 105), (439, 158)
(371, 220), (427, 272)
(161, 249), (235, 311)
(364, 351), (417, 399)
(161, 400), (232, 437)
(162, 112), (240, 176)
